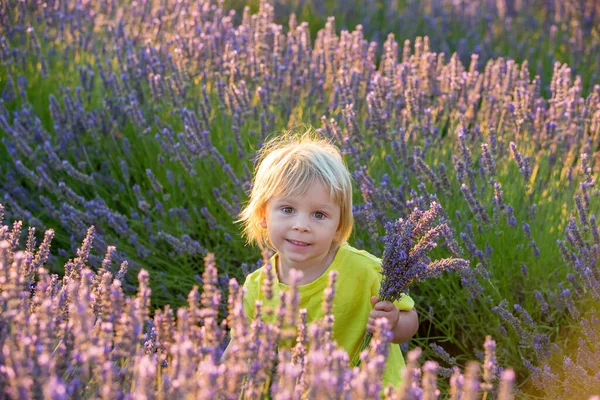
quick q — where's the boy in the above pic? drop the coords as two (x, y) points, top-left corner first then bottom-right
(228, 129), (418, 388)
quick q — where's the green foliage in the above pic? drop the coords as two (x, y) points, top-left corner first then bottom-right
(0, 1), (598, 396)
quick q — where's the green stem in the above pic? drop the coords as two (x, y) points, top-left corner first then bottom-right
(350, 331), (373, 367)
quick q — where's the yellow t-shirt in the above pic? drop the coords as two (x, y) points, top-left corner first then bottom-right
(240, 243), (415, 388)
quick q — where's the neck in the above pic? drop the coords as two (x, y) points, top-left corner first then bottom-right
(277, 244), (339, 285)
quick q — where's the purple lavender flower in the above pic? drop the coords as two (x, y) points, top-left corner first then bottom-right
(522, 222), (532, 239)
(352, 202), (468, 366)
(481, 143), (496, 177)
(430, 342), (456, 366)
(506, 206), (517, 228)
(509, 141), (531, 182)
(462, 361), (481, 400)
(497, 369), (516, 400)
(448, 366), (464, 400)
(482, 336), (498, 390)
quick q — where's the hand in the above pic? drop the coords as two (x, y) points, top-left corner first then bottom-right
(366, 296), (400, 334)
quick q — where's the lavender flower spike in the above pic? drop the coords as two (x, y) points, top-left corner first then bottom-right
(482, 336), (498, 391)
(497, 369), (516, 400)
(352, 202), (468, 366)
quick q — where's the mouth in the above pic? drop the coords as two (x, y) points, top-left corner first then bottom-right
(286, 239), (310, 247)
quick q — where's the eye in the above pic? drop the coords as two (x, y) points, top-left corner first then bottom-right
(314, 211), (326, 220)
(281, 207), (294, 214)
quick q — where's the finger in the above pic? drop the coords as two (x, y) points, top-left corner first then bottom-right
(366, 324), (374, 333)
(371, 296), (378, 306)
(375, 301), (395, 311)
(372, 310), (393, 319)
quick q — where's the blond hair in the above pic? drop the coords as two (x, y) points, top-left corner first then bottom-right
(237, 128), (354, 250)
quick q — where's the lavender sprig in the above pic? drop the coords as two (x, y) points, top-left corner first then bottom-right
(351, 202), (469, 366)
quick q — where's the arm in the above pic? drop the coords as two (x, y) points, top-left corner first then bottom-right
(390, 309), (419, 344)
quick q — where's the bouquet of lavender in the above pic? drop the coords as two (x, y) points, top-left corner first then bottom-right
(351, 201), (469, 367)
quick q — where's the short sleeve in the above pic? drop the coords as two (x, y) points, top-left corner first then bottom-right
(393, 293), (415, 311)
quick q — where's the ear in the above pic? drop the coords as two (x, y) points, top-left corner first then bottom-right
(258, 205), (268, 229)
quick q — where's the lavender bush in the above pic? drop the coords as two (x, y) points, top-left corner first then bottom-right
(0, 0), (599, 397)
(0, 216), (517, 399)
(229, 0), (599, 91)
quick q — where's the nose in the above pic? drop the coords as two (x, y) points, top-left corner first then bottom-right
(292, 214), (310, 232)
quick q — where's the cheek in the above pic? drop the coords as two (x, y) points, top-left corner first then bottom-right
(324, 222), (341, 240)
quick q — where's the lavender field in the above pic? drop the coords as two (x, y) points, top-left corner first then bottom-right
(0, 0), (599, 398)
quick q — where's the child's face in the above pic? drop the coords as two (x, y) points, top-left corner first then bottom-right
(261, 180), (341, 270)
